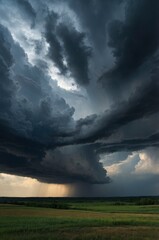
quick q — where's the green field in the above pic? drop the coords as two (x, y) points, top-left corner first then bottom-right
(0, 199), (159, 240)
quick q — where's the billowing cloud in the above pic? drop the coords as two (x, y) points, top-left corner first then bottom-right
(45, 11), (67, 74)
(100, 0), (159, 94)
(0, 23), (108, 184)
(41, 145), (109, 184)
(0, 0), (159, 196)
(69, 0), (123, 52)
(136, 148), (159, 174)
(45, 10), (91, 86)
(57, 23), (91, 85)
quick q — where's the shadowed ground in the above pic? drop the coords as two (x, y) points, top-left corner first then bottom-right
(0, 203), (159, 240)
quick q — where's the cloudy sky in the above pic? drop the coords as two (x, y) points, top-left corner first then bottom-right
(0, 0), (159, 197)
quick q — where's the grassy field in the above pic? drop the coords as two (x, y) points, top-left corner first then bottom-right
(0, 200), (159, 240)
(70, 201), (159, 213)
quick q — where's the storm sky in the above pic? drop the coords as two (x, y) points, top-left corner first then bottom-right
(0, 0), (159, 197)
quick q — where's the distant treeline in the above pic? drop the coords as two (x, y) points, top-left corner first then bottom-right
(0, 199), (70, 209)
(135, 197), (159, 205)
(0, 196), (158, 209)
(22, 201), (70, 209)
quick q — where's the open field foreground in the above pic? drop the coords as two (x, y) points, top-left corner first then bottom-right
(0, 203), (159, 240)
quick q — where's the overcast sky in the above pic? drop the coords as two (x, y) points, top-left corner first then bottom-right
(0, 0), (159, 197)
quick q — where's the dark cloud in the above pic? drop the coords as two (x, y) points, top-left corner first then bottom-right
(57, 23), (91, 85)
(0, 0), (159, 196)
(0, 25), (15, 114)
(45, 10), (91, 85)
(45, 11), (67, 74)
(100, 0), (159, 91)
(70, 76), (159, 145)
(69, 0), (123, 52)
(0, 24), (108, 184)
(96, 132), (159, 155)
(40, 145), (109, 184)
(0, 121), (109, 184)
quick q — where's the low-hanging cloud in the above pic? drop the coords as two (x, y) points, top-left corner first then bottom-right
(0, 23), (108, 184)
(0, 0), (159, 195)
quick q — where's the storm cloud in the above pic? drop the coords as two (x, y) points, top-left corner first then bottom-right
(45, 11), (67, 74)
(0, 0), (159, 196)
(100, 0), (159, 93)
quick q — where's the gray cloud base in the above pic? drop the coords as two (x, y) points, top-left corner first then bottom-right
(0, 0), (159, 192)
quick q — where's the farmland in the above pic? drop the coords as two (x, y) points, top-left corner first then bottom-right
(0, 197), (159, 240)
